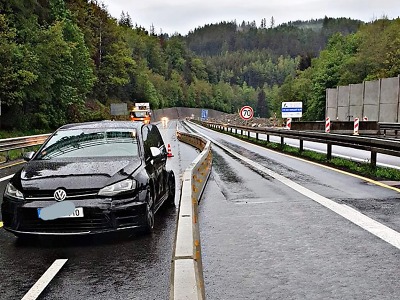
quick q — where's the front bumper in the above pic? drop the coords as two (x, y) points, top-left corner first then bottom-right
(1, 193), (148, 236)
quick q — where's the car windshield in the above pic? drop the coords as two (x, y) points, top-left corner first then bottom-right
(131, 111), (147, 118)
(35, 129), (138, 159)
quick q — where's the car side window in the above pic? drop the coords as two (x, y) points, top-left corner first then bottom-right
(142, 125), (152, 159)
(150, 126), (167, 155)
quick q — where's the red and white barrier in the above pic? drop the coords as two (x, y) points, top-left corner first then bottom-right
(353, 118), (359, 135)
(325, 117), (331, 133)
(286, 118), (292, 130)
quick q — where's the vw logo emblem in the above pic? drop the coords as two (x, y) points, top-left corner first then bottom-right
(54, 189), (67, 201)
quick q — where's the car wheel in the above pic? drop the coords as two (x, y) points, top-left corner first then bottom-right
(166, 171), (176, 207)
(144, 190), (155, 233)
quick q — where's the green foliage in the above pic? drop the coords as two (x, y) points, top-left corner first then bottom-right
(0, 14), (37, 107)
(1, 0), (399, 132)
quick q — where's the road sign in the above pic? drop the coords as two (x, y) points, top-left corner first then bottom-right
(282, 102), (302, 118)
(110, 103), (128, 116)
(239, 106), (254, 121)
(201, 109), (208, 121)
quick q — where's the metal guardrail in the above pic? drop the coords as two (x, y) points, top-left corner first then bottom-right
(379, 122), (400, 136)
(0, 134), (51, 161)
(202, 121), (400, 167)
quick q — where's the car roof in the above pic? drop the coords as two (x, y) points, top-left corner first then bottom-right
(58, 120), (143, 131)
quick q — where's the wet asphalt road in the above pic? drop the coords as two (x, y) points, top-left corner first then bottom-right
(3, 120), (400, 299)
(0, 120), (199, 300)
(191, 122), (400, 299)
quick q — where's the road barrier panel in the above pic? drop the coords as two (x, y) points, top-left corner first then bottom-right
(325, 117), (331, 133)
(354, 118), (360, 135)
(286, 118), (292, 130)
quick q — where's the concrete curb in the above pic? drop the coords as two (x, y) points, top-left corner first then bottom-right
(170, 128), (212, 300)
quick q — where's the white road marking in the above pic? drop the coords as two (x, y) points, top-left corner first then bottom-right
(0, 174), (13, 182)
(194, 126), (400, 251)
(21, 259), (68, 300)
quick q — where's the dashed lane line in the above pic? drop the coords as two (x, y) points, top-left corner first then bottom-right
(21, 259), (68, 300)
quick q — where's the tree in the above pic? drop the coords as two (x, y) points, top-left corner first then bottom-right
(119, 11), (133, 28)
(270, 16), (275, 28)
(0, 14), (37, 108)
(256, 89), (268, 117)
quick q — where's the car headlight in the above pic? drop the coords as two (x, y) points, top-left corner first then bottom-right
(98, 179), (137, 196)
(4, 182), (24, 199)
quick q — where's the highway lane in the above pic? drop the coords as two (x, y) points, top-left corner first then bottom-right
(0, 120), (198, 300)
(190, 122), (400, 299)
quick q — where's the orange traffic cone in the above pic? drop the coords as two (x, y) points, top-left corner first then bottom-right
(167, 144), (174, 157)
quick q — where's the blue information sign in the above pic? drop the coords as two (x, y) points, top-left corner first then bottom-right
(201, 109), (208, 121)
(281, 102), (302, 118)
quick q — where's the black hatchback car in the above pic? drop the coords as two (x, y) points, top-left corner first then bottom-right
(1, 121), (175, 236)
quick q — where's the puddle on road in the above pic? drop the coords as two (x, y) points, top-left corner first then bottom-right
(212, 151), (243, 184)
(212, 152), (257, 202)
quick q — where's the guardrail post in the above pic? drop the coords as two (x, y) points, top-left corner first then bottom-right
(256, 133), (259, 140)
(267, 134), (270, 142)
(235, 128), (237, 134)
(299, 140), (304, 152)
(327, 143), (332, 160)
(371, 151), (377, 167)
(241, 130), (243, 135)
(247, 131), (250, 139)
(280, 136), (284, 148)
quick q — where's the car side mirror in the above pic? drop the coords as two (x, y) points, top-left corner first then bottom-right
(150, 147), (161, 158)
(23, 151), (35, 161)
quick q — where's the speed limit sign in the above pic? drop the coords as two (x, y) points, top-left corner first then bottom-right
(239, 106), (254, 121)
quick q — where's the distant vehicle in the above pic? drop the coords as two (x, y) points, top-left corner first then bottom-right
(130, 102), (151, 124)
(1, 121), (175, 237)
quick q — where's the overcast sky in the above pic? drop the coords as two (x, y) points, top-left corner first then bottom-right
(100, 0), (400, 35)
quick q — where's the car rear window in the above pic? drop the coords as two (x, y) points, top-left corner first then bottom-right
(36, 129), (138, 159)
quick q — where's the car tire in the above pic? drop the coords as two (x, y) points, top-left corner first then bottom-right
(144, 190), (155, 233)
(166, 171), (176, 207)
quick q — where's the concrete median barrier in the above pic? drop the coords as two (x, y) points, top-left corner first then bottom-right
(170, 130), (212, 300)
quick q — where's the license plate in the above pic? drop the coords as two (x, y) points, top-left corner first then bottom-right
(37, 207), (84, 218)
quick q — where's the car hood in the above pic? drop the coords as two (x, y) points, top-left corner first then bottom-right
(19, 158), (142, 191)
